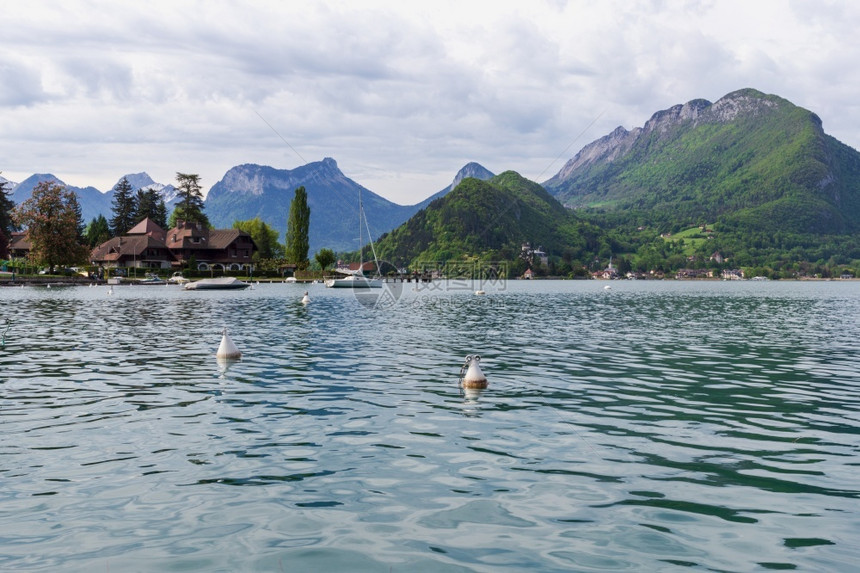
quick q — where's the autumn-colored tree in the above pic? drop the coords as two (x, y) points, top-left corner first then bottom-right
(13, 181), (88, 273)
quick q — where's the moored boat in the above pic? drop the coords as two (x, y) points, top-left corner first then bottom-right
(137, 273), (166, 285)
(183, 277), (251, 290)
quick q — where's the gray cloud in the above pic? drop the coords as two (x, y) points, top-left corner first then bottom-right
(2, 0), (860, 203)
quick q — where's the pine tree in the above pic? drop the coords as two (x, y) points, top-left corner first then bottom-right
(85, 215), (111, 248)
(285, 186), (310, 269)
(174, 173), (209, 227)
(153, 196), (168, 229)
(110, 177), (137, 236)
(0, 175), (16, 258)
(135, 188), (169, 229)
(13, 181), (88, 273)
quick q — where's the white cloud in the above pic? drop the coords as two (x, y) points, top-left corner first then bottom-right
(2, 0), (860, 203)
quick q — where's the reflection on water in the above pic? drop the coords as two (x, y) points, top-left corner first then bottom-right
(1, 280), (859, 571)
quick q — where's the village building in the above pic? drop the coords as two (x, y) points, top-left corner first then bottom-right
(521, 243), (548, 267)
(164, 220), (257, 271)
(8, 232), (31, 260)
(91, 219), (258, 273)
(676, 268), (713, 279)
(722, 269), (745, 280)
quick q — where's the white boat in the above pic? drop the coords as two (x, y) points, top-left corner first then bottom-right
(325, 269), (382, 289)
(183, 277), (251, 290)
(168, 272), (190, 285)
(325, 186), (383, 289)
(137, 273), (166, 285)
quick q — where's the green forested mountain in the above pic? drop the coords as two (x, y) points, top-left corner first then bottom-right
(368, 89), (860, 278)
(373, 171), (605, 272)
(544, 88), (860, 235)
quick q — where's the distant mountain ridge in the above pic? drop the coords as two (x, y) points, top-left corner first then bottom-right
(543, 88), (860, 234)
(204, 159), (494, 253)
(3, 161), (493, 255)
(8, 172), (180, 225)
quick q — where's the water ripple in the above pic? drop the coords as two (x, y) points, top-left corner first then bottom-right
(1, 281), (859, 571)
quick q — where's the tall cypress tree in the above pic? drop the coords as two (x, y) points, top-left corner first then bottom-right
(285, 186), (310, 269)
(109, 177), (136, 236)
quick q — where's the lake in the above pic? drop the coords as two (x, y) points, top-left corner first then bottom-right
(1, 279), (858, 571)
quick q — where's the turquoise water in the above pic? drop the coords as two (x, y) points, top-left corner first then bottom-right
(1, 280), (858, 571)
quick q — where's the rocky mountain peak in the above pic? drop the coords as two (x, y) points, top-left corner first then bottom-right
(546, 89), (789, 186)
(451, 162), (494, 187)
(116, 172), (157, 190)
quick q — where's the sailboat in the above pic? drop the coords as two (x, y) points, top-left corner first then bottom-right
(325, 187), (383, 288)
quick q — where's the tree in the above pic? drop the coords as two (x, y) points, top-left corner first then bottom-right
(233, 217), (283, 259)
(153, 198), (168, 230)
(132, 188), (168, 228)
(0, 174), (16, 258)
(13, 181), (88, 273)
(110, 177), (137, 236)
(314, 248), (335, 271)
(85, 215), (111, 248)
(285, 186), (310, 269)
(173, 172), (209, 227)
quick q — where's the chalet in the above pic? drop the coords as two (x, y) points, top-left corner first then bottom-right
(722, 269), (744, 280)
(90, 218), (176, 270)
(164, 220), (257, 271)
(709, 251), (724, 264)
(8, 232), (31, 260)
(91, 219), (258, 272)
(523, 268), (535, 279)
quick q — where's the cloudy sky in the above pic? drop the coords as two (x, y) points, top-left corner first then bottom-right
(2, 0), (858, 204)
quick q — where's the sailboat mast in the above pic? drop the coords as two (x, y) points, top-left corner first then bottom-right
(358, 186), (363, 273)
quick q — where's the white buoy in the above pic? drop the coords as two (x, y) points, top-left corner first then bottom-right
(461, 355), (488, 389)
(604, 285), (611, 290)
(216, 327), (242, 359)
(301, 291), (310, 304)
(475, 290), (486, 296)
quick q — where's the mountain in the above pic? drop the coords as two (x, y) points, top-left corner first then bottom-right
(373, 171), (603, 268)
(544, 88), (860, 235)
(12, 174), (108, 225)
(204, 158), (494, 254)
(114, 173), (179, 206)
(413, 162), (495, 209)
(0, 174), (17, 192)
